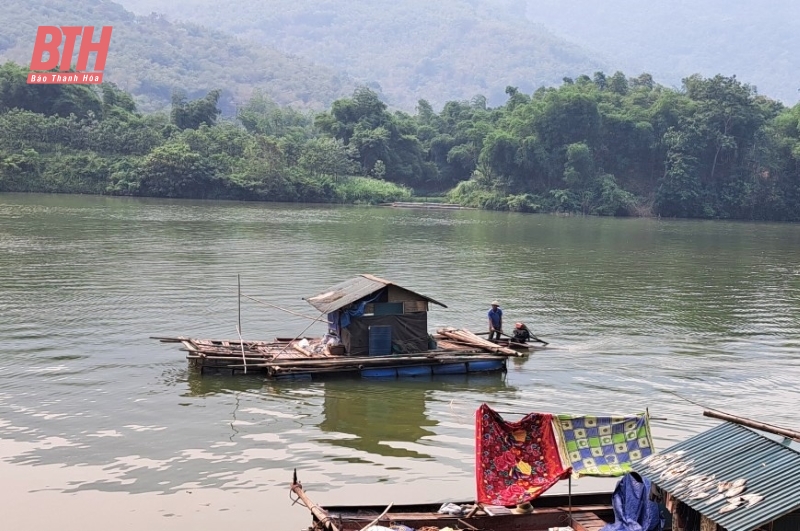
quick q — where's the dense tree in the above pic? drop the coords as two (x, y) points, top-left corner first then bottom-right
(4, 62), (800, 221)
(316, 87), (436, 186)
(0, 62), (102, 118)
(237, 90), (313, 138)
(171, 90), (222, 130)
(135, 142), (217, 198)
(298, 137), (359, 180)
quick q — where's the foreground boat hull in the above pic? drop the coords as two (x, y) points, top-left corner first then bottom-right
(291, 479), (614, 531)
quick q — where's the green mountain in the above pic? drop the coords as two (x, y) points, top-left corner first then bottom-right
(525, 0), (800, 105)
(0, 0), (358, 113)
(114, 0), (608, 110)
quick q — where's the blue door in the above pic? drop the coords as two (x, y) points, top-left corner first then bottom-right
(368, 325), (392, 356)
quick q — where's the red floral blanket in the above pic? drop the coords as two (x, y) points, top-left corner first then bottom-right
(475, 404), (571, 505)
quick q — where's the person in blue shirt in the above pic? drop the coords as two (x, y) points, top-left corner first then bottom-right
(487, 301), (503, 340)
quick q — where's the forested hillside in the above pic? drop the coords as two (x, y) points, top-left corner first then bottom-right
(115, 0), (608, 110)
(0, 0), (357, 113)
(0, 62), (411, 204)
(3, 60), (800, 222)
(526, 0), (800, 105)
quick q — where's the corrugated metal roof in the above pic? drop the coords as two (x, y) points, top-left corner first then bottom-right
(303, 274), (448, 313)
(633, 422), (800, 531)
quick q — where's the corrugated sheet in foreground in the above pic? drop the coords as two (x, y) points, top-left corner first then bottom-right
(634, 422), (800, 531)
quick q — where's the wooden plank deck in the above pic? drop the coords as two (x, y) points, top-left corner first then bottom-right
(571, 510), (613, 531)
(154, 328), (523, 378)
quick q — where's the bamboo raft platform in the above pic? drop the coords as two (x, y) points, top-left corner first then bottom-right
(379, 201), (476, 210)
(152, 328), (532, 380)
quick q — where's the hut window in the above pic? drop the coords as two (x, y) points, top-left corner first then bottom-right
(373, 302), (404, 316)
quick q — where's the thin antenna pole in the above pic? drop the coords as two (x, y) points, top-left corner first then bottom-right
(568, 475), (573, 527)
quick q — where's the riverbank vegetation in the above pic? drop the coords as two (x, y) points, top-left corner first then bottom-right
(2, 61), (800, 219)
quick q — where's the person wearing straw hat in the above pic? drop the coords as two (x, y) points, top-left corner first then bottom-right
(511, 322), (532, 344)
(487, 300), (503, 340)
(512, 501), (534, 514)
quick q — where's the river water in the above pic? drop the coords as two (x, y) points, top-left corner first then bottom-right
(1, 193), (799, 530)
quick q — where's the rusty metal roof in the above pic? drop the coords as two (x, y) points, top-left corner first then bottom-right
(303, 274), (448, 313)
(633, 422), (800, 531)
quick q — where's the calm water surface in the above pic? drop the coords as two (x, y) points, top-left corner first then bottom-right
(1, 193), (799, 529)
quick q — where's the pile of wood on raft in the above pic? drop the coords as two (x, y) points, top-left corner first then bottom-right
(151, 336), (332, 364)
(433, 327), (519, 356)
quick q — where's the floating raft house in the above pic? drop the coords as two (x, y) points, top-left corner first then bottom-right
(154, 274), (522, 379)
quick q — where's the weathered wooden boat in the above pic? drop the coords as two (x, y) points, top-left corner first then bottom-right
(476, 329), (549, 349)
(488, 338), (548, 352)
(153, 275), (534, 379)
(290, 473), (613, 531)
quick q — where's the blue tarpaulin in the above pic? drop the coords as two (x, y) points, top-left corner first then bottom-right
(600, 472), (662, 531)
(339, 301), (367, 329)
(339, 291), (384, 329)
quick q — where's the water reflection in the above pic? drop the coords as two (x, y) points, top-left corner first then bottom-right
(182, 369), (268, 398)
(176, 368), (517, 464)
(316, 374), (514, 459)
(3, 194), (800, 524)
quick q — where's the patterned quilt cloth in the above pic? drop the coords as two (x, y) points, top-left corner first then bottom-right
(554, 414), (654, 477)
(475, 404), (572, 505)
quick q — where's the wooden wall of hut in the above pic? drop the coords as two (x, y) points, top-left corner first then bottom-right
(342, 312), (428, 355)
(700, 515), (719, 531)
(773, 512), (800, 531)
(671, 499), (702, 531)
(386, 285), (429, 305)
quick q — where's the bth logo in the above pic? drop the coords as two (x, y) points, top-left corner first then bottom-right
(27, 26), (113, 85)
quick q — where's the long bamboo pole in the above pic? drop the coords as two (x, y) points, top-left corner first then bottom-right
(703, 409), (800, 441)
(236, 325), (247, 374)
(290, 473), (341, 531)
(358, 503), (393, 531)
(274, 307), (329, 360)
(242, 294), (327, 322)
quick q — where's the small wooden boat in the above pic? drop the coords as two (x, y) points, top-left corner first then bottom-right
(488, 338), (547, 351)
(290, 472), (613, 531)
(475, 328), (549, 348)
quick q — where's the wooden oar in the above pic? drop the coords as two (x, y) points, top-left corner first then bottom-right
(476, 330), (549, 346)
(523, 330), (549, 346)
